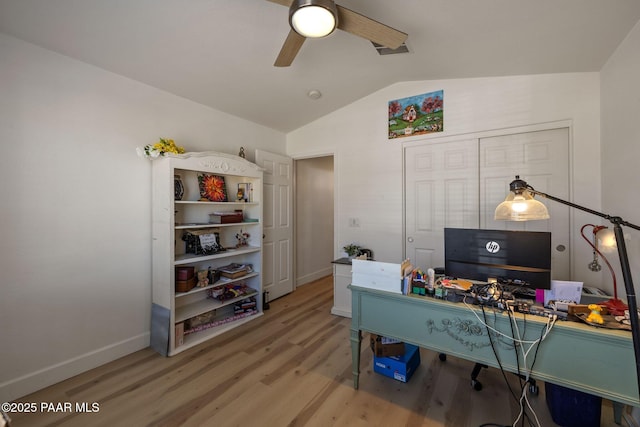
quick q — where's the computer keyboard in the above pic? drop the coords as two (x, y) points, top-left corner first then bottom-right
(498, 283), (536, 298)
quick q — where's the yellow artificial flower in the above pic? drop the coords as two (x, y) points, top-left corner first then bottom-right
(137, 138), (186, 158)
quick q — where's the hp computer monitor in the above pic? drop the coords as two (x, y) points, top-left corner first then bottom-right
(444, 228), (552, 289)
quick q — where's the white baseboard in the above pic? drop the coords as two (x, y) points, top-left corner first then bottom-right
(296, 267), (332, 286)
(331, 307), (352, 318)
(0, 332), (149, 402)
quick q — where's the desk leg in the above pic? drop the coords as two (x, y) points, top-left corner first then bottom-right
(350, 329), (362, 389)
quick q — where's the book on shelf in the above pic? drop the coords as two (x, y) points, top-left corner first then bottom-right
(218, 262), (252, 278)
(175, 322), (184, 347)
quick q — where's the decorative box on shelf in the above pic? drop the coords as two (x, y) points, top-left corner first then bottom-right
(175, 266), (195, 292)
(209, 211), (244, 224)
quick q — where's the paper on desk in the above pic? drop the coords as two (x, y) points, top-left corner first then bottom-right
(549, 280), (583, 304)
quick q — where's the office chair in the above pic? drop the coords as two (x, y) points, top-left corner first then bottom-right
(438, 353), (538, 393)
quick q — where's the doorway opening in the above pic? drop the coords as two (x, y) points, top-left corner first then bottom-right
(294, 155), (335, 286)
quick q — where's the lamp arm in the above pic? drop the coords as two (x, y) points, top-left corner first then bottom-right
(527, 184), (640, 402)
(527, 187), (640, 231)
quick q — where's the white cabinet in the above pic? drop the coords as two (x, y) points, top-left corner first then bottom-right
(331, 259), (352, 318)
(150, 151), (263, 356)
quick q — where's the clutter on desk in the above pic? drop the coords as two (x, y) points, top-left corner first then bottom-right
(351, 258), (411, 294)
(543, 280), (583, 307)
(567, 305), (637, 330)
(575, 313), (631, 330)
(358, 258), (633, 331)
(404, 267), (573, 319)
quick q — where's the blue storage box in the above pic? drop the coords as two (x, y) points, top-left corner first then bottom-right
(373, 343), (420, 383)
(545, 382), (602, 427)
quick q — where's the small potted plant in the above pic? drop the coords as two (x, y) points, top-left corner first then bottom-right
(343, 243), (362, 259)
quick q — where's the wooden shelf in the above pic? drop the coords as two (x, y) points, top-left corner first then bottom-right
(174, 246), (260, 265)
(175, 272), (259, 298)
(175, 290), (258, 323)
(175, 201), (258, 206)
(175, 221), (260, 230)
(172, 312), (263, 356)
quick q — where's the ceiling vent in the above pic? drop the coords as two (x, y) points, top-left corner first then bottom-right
(372, 41), (409, 55)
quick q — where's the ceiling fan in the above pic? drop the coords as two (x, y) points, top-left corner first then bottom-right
(268, 0), (408, 67)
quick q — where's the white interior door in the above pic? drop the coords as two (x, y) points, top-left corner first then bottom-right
(255, 149), (294, 301)
(479, 128), (571, 280)
(404, 139), (479, 270)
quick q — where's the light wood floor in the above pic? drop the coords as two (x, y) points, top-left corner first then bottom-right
(8, 276), (629, 427)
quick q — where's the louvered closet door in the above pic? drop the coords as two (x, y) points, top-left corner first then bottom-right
(404, 139), (479, 270)
(479, 128), (571, 280)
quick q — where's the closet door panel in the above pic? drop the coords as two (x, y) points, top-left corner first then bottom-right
(405, 139), (479, 270)
(479, 128), (570, 280)
(404, 127), (570, 280)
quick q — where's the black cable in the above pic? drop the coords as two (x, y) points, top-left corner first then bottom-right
(524, 318), (548, 382)
(480, 306), (520, 402)
(484, 304), (538, 427)
(506, 304), (524, 389)
(473, 290), (535, 427)
(507, 307), (539, 427)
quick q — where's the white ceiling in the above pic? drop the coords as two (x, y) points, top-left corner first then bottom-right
(1, 0), (639, 133)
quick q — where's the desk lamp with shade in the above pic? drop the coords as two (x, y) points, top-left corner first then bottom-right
(495, 175), (640, 400)
(581, 223), (628, 316)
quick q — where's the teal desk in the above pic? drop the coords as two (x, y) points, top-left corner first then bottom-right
(349, 285), (639, 408)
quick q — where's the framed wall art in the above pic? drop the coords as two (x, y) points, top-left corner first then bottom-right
(198, 173), (228, 202)
(388, 90), (444, 139)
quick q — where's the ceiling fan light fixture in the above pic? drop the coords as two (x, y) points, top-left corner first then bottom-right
(289, 0), (338, 38)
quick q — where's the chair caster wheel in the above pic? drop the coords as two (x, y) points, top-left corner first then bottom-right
(471, 379), (483, 391)
(439, 353), (447, 362)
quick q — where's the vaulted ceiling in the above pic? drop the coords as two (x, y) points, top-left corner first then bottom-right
(1, 0), (639, 133)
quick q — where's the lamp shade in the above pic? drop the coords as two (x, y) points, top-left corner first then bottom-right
(596, 227), (617, 252)
(289, 0), (338, 38)
(494, 189), (550, 221)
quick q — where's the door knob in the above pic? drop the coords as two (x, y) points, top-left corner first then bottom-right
(407, 237), (414, 243)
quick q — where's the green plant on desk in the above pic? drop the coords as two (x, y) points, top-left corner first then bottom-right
(343, 243), (362, 257)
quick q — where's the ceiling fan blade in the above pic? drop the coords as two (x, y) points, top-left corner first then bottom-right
(274, 29), (306, 67)
(265, 0), (292, 7)
(336, 5), (407, 49)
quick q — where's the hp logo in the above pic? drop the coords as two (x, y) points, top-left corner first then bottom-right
(486, 241), (500, 253)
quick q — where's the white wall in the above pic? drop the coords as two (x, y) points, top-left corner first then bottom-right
(0, 33), (286, 401)
(601, 20), (640, 299)
(287, 73), (603, 289)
